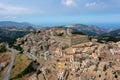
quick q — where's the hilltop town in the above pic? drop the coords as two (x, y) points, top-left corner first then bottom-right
(11, 27), (120, 80)
(0, 0), (120, 79)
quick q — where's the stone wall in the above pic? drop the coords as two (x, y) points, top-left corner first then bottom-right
(53, 37), (71, 47)
(71, 35), (89, 45)
(53, 35), (89, 47)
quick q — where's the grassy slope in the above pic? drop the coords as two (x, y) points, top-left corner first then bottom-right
(0, 52), (11, 80)
(10, 53), (32, 80)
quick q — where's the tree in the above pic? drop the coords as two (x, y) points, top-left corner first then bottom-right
(0, 43), (6, 53)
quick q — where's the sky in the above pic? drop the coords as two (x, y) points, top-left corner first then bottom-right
(0, 0), (120, 26)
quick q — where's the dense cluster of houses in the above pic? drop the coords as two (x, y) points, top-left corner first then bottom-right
(28, 41), (120, 80)
(15, 28), (120, 80)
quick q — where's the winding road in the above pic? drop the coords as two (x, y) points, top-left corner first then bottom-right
(3, 45), (16, 80)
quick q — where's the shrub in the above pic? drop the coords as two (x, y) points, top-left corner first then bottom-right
(0, 43), (6, 53)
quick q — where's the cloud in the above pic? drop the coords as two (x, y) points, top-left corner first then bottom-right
(0, 3), (41, 15)
(4, 16), (17, 19)
(61, 0), (75, 7)
(85, 2), (97, 8)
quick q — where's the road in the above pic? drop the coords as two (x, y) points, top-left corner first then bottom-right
(3, 45), (15, 80)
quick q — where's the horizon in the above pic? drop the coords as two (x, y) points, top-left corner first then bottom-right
(36, 22), (120, 28)
(0, 20), (120, 29)
(0, 0), (120, 28)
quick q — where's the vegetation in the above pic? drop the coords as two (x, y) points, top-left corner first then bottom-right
(10, 53), (32, 80)
(57, 33), (64, 36)
(13, 45), (23, 54)
(0, 52), (11, 80)
(0, 65), (9, 80)
(72, 32), (86, 35)
(12, 62), (33, 79)
(0, 29), (30, 42)
(0, 43), (6, 53)
(98, 36), (120, 42)
(8, 39), (23, 53)
(8, 39), (16, 47)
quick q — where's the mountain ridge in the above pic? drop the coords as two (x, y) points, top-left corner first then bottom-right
(0, 21), (34, 27)
(64, 24), (107, 36)
(0, 21), (120, 40)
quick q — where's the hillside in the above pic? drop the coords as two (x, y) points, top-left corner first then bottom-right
(0, 21), (34, 27)
(15, 27), (89, 54)
(0, 29), (30, 42)
(14, 27), (120, 80)
(0, 27), (36, 42)
(104, 29), (120, 36)
(65, 24), (106, 36)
